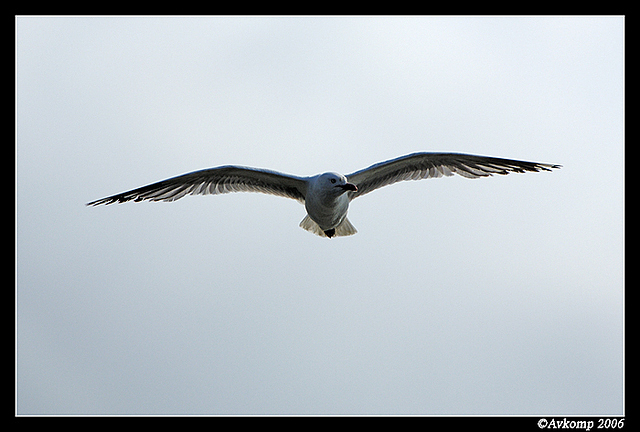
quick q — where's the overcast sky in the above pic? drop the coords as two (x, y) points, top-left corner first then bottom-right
(16, 16), (623, 415)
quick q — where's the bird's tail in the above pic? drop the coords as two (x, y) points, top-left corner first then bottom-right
(299, 215), (358, 238)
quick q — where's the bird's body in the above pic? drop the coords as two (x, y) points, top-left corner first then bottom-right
(87, 152), (561, 238)
(303, 173), (356, 237)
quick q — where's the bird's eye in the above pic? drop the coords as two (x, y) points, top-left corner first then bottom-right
(330, 178), (336, 184)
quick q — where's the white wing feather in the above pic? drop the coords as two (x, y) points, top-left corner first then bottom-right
(346, 152), (560, 199)
(87, 166), (308, 206)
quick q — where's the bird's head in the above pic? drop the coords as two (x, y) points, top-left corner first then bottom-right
(319, 172), (358, 195)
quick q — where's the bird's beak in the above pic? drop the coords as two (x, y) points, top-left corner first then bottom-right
(338, 183), (358, 192)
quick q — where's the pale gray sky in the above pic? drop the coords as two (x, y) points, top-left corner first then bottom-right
(16, 16), (623, 415)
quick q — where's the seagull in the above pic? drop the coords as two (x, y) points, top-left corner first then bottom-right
(87, 152), (560, 238)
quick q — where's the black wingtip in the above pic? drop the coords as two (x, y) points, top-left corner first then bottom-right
(86, 196), (122, 206)
(540, 163), (562, 172)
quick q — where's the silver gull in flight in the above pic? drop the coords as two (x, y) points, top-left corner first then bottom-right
(87, 152), (561, 238)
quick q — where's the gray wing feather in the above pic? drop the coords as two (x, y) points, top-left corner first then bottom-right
(346, 152), (560, 199)
(87, 166), (308, 206)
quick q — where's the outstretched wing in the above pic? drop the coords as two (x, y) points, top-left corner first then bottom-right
(87, 166), (308, 206)
(346, 152), (560, 199)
